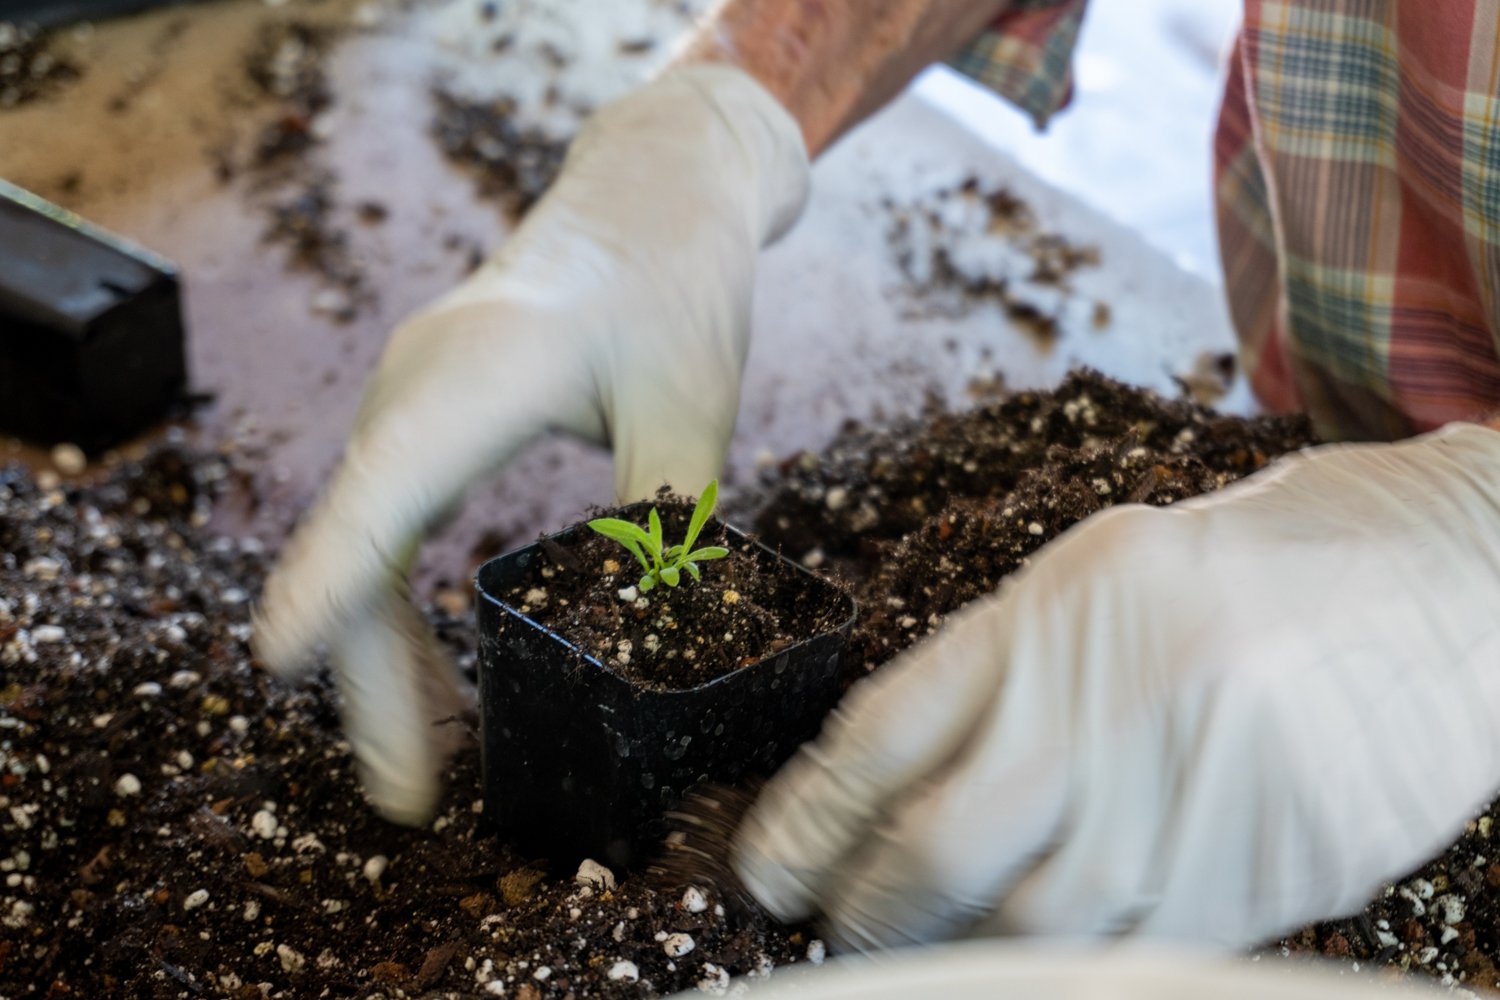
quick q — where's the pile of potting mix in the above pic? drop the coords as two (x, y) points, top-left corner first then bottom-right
(6, 371), (1500, 997)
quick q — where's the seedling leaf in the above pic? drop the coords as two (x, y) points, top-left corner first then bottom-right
(681, 479), (718, 555)
(588, 518), (653, 572)
(586, 481), (728, 596)
(647, 508), (664, 568)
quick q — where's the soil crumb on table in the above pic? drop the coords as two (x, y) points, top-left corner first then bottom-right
(886, 176), (1104, 335)
(241, 17), (340, 175)
(0, 22), (79, 108)
(430, 88), (570, 219)
(6, 370), (1499, 995)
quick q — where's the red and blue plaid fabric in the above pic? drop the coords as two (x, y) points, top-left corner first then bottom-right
(956, 1), (1500, 440)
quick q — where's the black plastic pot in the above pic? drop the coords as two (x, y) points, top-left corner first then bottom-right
(475, 506), (856, 870)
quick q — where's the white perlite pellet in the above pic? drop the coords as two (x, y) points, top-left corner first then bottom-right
(30, 625), (65, 644)
(250, 809), (278, 840)
(806, 940), (826, 965)
(575, 859), (616, 891)
(113, 773), (142, 797)
(1436, 894), (1466, 925)
(51, 443), (86, 475)
(362, 855), (388, 883)
(277, 944), (306, 973)
(681, 886), (708, 914)
(183, 889), (210, 911)
(698, 962), (730, 994)
(662, 933), (695, 957)
(608, 960), (640, 982)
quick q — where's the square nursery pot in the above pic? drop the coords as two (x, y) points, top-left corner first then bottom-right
(476, 502), (856, 870)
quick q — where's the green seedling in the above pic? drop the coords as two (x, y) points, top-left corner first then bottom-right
(588, 481), (730, 594)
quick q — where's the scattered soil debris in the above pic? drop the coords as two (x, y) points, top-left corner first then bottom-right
(243, 20), (334, 169)
(0, 22), (79, 108)
(1172, 348), (1238, 405)
(886, 177), (1104, 334)
(431, 88), (570, 218)
(262, 173), (367, 321)
(8, 370), (1500, 995)
(355, 199), (388, 224)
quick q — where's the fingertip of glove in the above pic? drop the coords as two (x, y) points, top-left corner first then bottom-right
(731, 823), (818, 925)
(361, 765), (441, 828)
(249, 573), (325, 680)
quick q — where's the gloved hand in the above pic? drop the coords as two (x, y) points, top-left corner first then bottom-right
(252, 64), (810, 824)
(735, 423), (1500, 950)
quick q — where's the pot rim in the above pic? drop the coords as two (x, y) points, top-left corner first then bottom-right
(474, 507), (857, 697)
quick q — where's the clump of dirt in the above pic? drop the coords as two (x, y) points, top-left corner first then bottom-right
(430, 88), (570, 218)
(243, 20), (333, 168)
(500, 500), (848, 691)
(886, 177), (1105, 335)
(0, 22), (78, 108)
(261, 173), (366, 321)
(233, 19), (372, 321)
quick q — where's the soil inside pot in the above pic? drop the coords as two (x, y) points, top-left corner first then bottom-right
(498, 503), (849, 692)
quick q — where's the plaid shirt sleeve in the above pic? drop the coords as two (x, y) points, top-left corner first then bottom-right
(947, 0), (1090, 129)
(1216, 0), (1500, 441)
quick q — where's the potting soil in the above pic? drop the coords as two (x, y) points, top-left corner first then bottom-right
(497, 503), (848, 692)
(4, 371), (1499, 996)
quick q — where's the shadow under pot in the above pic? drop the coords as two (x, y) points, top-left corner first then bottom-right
(475, 500), (856, 871)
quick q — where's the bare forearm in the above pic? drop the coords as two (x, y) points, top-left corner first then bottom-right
(677, 0), (1009, 157)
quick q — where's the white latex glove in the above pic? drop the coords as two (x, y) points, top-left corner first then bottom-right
(252, 65), (809, 824)
(665, 942), (1454, 1000)
(736, 423), (1500, 951)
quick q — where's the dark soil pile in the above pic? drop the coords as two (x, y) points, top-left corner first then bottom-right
(0, 448), (808, 998)
(0, 23), (78, 109)
(499, 503), (847, 691)
(751, 370), (1313, 666)
(6, 370), (1499, 996)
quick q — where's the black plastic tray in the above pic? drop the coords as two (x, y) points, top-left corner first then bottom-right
(475, 506), (856, 869)
(4, 1), (206, 28)
(0, 179), (186, 451)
